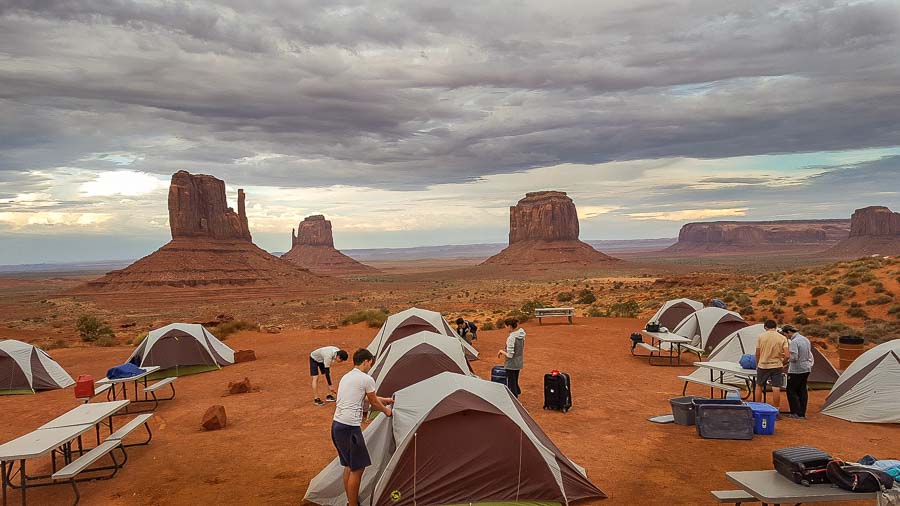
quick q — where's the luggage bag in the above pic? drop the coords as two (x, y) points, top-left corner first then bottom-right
(543, 371), (572, 412)
(773, 446), (833, 486)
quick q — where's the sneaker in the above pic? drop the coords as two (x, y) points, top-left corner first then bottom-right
(314, 398), (325, 406)
(325, 394), (336, 402)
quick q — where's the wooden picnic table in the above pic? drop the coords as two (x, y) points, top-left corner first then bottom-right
(726, 470), (877, 504)
(0, 400), (130, 506)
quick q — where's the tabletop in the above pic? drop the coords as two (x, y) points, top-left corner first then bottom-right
(0, 424), (95, 461)
(97, 365), (160, 385)
(694, 361), (756, 376)
(727, 470), (876, 503)
(642, 331), (691, 343)
(38, 400), (130, 430)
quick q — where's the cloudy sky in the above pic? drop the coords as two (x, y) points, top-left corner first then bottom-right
(1, 0), (899, 264)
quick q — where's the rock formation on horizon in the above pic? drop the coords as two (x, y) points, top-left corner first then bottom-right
(826, 205), (900, 257)
(78, 171), (324, 291)
(282, 215), (378, 276)
(482, 191), (616, 266)
(666, 219), (850, 253)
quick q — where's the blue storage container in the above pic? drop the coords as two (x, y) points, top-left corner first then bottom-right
(491, 366), (507, 384)
(746, 402), (778, 435)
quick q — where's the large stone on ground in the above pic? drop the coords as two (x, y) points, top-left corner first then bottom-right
(201, 405), (227, 430)
(234, 349), (257, 363)
(228, 377), (252, 394)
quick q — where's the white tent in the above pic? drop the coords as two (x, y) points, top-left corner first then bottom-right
(0, 339), (74, 394)
(304, 373), (605, 506)
(128, 323), (234, 374)
(648, 298), (703, 330)
(821, 339), (900, 423)
(672, 307), (748, 353)
(367, 307), (478, 360)
(369, 331), (476, 397)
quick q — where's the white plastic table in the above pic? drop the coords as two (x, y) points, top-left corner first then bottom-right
(694, 361), (758, 401)
(726, 470), (877, 504)
(642, 331), (692, 365)
(97, 366), (160, 407)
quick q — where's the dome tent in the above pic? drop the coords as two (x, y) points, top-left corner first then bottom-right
(821, 339), (900, 423)
(369, 331), (476, 398)
(0, 339), (74, 395)
(305, 373), (605, 506)
(367, 307), (478, 360)
(128, 323), (234, 377)
(648, 298), (703, 330)
(672, 307), (748, 353)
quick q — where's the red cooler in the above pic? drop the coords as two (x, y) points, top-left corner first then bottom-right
(74, 375), (95, 399)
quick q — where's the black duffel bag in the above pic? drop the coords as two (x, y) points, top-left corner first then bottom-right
(630, 332), (643, 350)
(826, 461), (894, 493)
(645, 322), (660, 332)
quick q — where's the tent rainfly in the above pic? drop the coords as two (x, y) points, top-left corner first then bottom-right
(369, 331), (477, 398)
(367, 307), (478, 360)
(127, 323), (234, 375)
(647, 298), (703, 330)
(686, 324), (840, 386)
(304, 373), (606, 506)
(672, 307), (748, 353)
(821, 339), (900, 423)
(0, 339), (74, 394)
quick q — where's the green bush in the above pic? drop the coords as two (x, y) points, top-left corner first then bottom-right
(587, 306), (604, 317)
(341, 309), (389, 328)
(816, 308), (828, 316)
(810, 286), (828, 297)
(212, 320), (258, 337)
(739, 306), (755, 316)
(505, 309), (531, 324)
(480, 320), (495, 331)
(520, 301), (547, 316)
(556, 292), (574, 302)
(888, 304), (900, 315)
(757, 299), (773, 306)
(866, 295), (893, 306)
(846, 307), (868, 318)
(576, 290), (596, 305)
(95, 336), (116, 347)
(76, 315), (115, 343)
(792, 314), (810, 325)
(831, 294), (844, 305)
(606, 300), (640, 318)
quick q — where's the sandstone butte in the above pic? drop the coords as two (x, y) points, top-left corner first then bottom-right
(78, 171), (323, 291)
(281, 215), (379, 276)
(825, 205), (900, 257)
(482, 191), (617, 266)
(666, 219), (851, 253)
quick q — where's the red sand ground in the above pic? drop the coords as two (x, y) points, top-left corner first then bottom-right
(1, 318), (893, 505)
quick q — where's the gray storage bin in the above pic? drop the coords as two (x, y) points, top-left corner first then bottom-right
(695, 404), (754, 440)
(669, 396), (707, 426)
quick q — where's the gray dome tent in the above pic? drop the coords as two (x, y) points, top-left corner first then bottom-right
(0, 339), (74, 395)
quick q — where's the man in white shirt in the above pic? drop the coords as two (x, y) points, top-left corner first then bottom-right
(332, 348), (393, 506)
(310, 346), (348, 406)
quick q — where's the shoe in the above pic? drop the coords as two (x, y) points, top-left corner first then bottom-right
(314, 398), (325, 406)
(783, 414), (797, 419)
(325, 394), (336, 402)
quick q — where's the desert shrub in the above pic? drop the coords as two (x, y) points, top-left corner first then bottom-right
(44, 339), (69, 350)
(213, 320), (258, 337)
(612, 281), (624, 290)
(76, 314), (115, 343)
(757, 299), (773, 306)
(739, 306), (755, 316)
(815, 308), (829, 316)
(556, 292), (574, 303)
(771, 307), (784, 316)
(606, 300), (640, 318)
(792, 304), (804, 313)
(495, 318), (506, 328)
(859, 273), (876, 283)
(810, 299), (819, 307)
(506, 309), (531, 323)
(776, 287), (796, 297)
(792, 314), (810, 325)
(587, 306), (604, 317)
(480, 321), (495, 331)
(520, 300), (547, 315)
(831, 294), (844, 305)
(776, 297), (788, 306)
(341, 309), (389, 328)
(888, 304), (900, 315)
(871, 281), (885, 293)
(866, 295), (893, 306)
(95, 336), (116, 347)
(846, 307), (868, 318)
(810, 286), (828, 297)
(576, 290), (596, 305)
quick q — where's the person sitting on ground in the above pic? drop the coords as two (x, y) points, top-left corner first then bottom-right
(455, 318), (478, 343)
(332, 348), (393, 506)
(782, 324), (813, 420)
(755, 320), (789, 417)
(310, 346), (348, 406)
(498, 318), (526, 398)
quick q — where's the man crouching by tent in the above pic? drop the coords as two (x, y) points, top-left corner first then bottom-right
(332, 348), (393, 506)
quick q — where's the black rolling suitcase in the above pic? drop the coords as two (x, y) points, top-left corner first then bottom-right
(773, 446), (832, 486)
(543, 370), (572, 412)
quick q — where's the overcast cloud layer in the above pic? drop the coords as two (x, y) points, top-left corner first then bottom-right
(1, 0), (899, 263)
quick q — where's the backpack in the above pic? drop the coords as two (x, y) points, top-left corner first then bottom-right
(739, 354), (757, 370)
(827, 461), (894, 493)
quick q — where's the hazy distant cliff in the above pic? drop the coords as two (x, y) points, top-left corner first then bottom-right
(667, 219), (850, 252)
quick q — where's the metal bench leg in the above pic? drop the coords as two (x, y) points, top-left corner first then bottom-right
(2, 460), (7, 506)
(19, 459), (25, 506)
(66, 478), (80, 506)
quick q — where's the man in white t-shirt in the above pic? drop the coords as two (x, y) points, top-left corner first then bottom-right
(332, 348), (393, 506)
(310, 346), (348, 406)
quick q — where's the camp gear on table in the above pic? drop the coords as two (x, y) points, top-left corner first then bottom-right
(773, 446), (832, 486)
(827, 460), (894, 492)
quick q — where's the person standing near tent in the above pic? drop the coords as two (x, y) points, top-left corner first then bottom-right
(782, 325), (813, 419)
(332, 348), (393, 506)
(755, 320), (789, 415)
(310, 346), (349, 406)
(498, 318), (526, 398)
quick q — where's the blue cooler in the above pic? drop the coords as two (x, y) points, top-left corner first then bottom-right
(746, 402), (778, 435)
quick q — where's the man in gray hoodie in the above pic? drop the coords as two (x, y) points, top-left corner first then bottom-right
(497, 318), (526, 398)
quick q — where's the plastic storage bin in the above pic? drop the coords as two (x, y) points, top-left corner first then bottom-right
(669, 396), (707, 425)
(746, 402), (778, 435)
(694, 403), (754, 440)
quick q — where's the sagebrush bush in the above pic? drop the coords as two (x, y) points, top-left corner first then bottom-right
(212, 320), (258, 336)
(810, 286), (828, 297)
(341, 309), (389, 328)
(556, 292), (573, 302)
(76, 314), (115, 343)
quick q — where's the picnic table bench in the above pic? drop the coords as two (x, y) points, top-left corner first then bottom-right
(724, 470), (878, 504)
(691, 361), (759, 401)
(633, 331), (703, 366)
(535, 307), (574, 324)
(97, 367), (176, 413)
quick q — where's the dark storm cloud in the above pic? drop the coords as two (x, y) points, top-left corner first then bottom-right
(1, 0), (900, 189)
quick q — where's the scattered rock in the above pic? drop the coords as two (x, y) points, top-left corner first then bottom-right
(311, 324), (327, 330)
(228, 377), (252, 394)
(260, 324), (282, 334)
(120, 322), (136, 328)
(234, 349), (256, 363)
(282, 215), (379, 275)
(201, 405), (227, 431)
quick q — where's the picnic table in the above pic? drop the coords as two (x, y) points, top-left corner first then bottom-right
(535, 307), (574, 324)
(97, 366), (166, 412)
(637, 331), (703, 366)
(0, 401), (129, 506)
(693, 361), (758, 401)
(725, 470), (877, 504)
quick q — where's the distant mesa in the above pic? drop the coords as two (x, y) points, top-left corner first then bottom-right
(825, 205), (900, 257)
(482, 191), (617, 266)
(281, 215), (379, 276)
(666, 219), (850, 253)
(79, 171), (322, 291)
